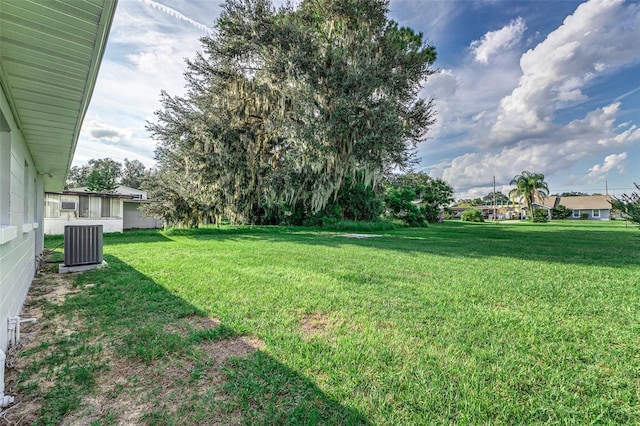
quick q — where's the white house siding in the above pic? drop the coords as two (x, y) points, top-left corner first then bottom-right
(43, 194), (125, 235)
(571, 209), (610, 220)
(123, 202), (161, 229)
(0, 96), (42, 352)
(44, 218), (123, 235)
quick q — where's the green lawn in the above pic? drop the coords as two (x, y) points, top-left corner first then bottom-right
(23, 221), (640, 424)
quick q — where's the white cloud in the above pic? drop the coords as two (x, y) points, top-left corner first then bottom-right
(74, 0), (214, 168)
(420, 0), (640, 198)
(470, 17), (526, 64)
(491, 0), (640, 145)
(437, 102), (640, 194)
(587, 152), (628, 177)
(138, 0), (212, 34)
(562, 102), (640, 148)
(84, 120), (132, 142)
(419, 54), (522, 148)
(71, 0), (639, 200)
(76, 116), (157, 167)
(426, 69), (459, 99)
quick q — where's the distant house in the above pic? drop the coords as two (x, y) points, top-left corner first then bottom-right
(534, 195), (612, 220)
(115, 186), (163, 230)
(44, 190), (129, 234)
(451, 204), (520, 220)
(557, 195), (612, 220)
(0, 1), (117, 356)
(44, 186), (162, 234)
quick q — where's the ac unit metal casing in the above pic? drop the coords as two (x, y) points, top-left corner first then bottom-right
(64, 225), (103, 266)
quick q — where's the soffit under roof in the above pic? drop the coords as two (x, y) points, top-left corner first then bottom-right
(0, 0), (117, 191)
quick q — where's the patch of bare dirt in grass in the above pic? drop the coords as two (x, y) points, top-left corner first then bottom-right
(335, 234), (382, 239)
(299, 312), (368, 346)
(63, 335), (266, 424)
(1, 262), (267, 425)
(300, 311), (332, 337)
(201, 336), (265, 365)
(163, 315), (221, 336)
(62, 351), (202, 425)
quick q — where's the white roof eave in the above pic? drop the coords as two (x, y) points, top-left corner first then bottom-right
(0, 0), (118, 192)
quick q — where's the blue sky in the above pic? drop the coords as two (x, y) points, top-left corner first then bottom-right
(76, 0), (640, 199)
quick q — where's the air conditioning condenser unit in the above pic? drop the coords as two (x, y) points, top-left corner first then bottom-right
(59, 225), (104, 273)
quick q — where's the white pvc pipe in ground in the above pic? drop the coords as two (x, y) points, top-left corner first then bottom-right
(7, 316), (37, 349)
(0, 350), (15, 408)
(6, 318), (17, 348)
(17, 318), (37, 344)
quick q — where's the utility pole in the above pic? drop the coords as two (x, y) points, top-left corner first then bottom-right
(606, 180), (608, 195)
(493, 176), (497, 221)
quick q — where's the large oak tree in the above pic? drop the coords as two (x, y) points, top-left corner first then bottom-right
(144, 0), (437, 225)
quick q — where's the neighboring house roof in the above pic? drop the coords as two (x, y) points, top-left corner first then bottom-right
(71, 185), (146, 195)
(47, 190), (132, 199)
(532, 194), (611, 210)
(69, 186), (149, 203)
(114, 185), (146, 194)
(559, 195), (612, 210)
(537, 196), (559, 209)
(0, 0), (118, 191)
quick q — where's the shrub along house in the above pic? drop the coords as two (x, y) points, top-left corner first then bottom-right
(0, 0), (117, 383)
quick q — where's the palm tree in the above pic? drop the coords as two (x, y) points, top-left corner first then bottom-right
(508, 171), (549, 219)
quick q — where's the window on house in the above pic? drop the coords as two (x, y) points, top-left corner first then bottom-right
(89, 196), (100, 218)
(112, 199), (120, 218)
(45, 194), (61, 218)
(101, 198), (111, 217)
(78, 195), (89, 218)
(593, 209), (600, 218)
(23, 161), (29, 223)
(0, 111), (10, 226)
(572, 210), (580, 218)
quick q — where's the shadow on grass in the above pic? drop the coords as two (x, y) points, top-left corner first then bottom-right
(24, 253), (370, 425)
(134, 221), (639, 268)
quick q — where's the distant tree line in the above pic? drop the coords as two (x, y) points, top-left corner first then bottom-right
(66, 158), (148, 192)
(456, 192), (510, 207)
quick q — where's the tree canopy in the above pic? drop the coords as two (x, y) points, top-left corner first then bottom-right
(555, 191), (588, 197)
(144, 0), (437, 226)
(66, 158), (147, 191)
(385, 172), (453, 223)
(611, 183), (640, 226)
(85, 168), (118, 193)
(121, 159), (147, 189)
(508, 171), (549, 220)
(482, 191), (509, 204)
